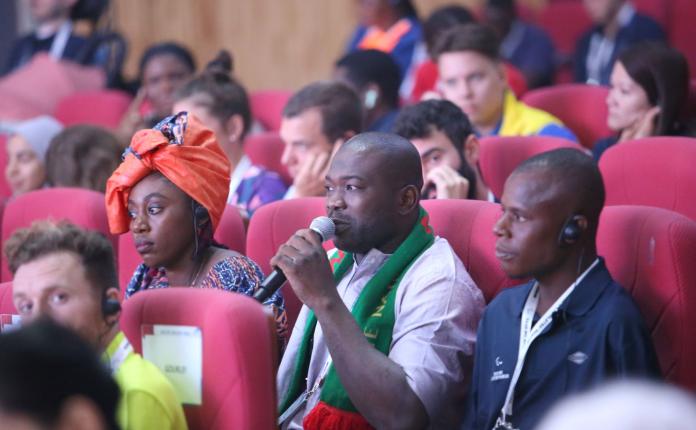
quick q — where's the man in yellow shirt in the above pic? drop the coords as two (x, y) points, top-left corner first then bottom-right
(433, 23), (578, 141)
(6, 220), (188, 430)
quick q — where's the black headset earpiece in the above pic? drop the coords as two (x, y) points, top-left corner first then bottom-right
(558, 215), (582, 246)
(102, 296), (122, 317)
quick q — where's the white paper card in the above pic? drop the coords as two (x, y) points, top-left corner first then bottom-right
(0, 314), (21, 333)
(142, 324), (202, 405)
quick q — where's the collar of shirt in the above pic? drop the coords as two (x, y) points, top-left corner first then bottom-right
(512, 257), (609, 319)
(351, 248), (391, 275)
(102, 331), (134, 374)
(616, 2), (636, 27)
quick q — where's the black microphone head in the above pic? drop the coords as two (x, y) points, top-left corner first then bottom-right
(310, 216), (335, 242)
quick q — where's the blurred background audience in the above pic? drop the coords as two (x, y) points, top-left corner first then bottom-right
(0, 1), (694, 429)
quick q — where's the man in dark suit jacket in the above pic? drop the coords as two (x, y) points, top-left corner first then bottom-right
(3, 0), (88, 75)
(574, 0), (664, 85)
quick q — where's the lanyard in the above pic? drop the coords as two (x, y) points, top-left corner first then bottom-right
(278, 358), (333, 426)
(49, 21), (72, 60)
(495, 259), (600, 429)
(108, 336), (133, 375)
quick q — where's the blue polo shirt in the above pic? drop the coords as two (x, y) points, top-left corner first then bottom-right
(463, 259), (660, 430)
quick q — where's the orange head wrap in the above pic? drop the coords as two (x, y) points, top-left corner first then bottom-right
(105, 112), (231, 235)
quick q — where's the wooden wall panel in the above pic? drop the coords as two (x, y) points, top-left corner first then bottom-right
(111, 0), (544, 92)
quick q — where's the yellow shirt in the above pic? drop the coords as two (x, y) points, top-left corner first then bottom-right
(104, 332), (188, 430)
(497, 91), (578, 142)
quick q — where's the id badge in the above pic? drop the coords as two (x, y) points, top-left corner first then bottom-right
(492, 415), (519, 430)
(278, 390), (309, 426)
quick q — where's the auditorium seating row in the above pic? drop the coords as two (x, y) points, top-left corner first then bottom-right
(47, 88), (293, 132)
(0, 133), (696, 249)
(1, 196), (695, 429)
(0, 135), (692, 284)
(40, 81), (696, 156)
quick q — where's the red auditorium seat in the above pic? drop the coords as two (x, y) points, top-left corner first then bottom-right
(1, 188), (115, 282)
(421, 199), (516, 302)
(599, 137), (696, 221)
(598, 205), (696, 391)
(686, 80), (696, 120)
(118, 234), (140, 292)
(249, 90), (292, 132)
(118, 205), (247, 290)
(213, 205), (247, 254)
(246, 197), (327, 330)
(0, 135), (11, 201)
(53, 89), (133, 129)
(479, 135), (582, 199)
(504, 63), (528, 98)
(121, 288), (277, 430)
(537, 1), (592, 57)
(669, 0), (696, 76)
(632, 0), (670, 30)
(0, 282), (17, 314)
(522, 84), (611, 149)
(244, 132), (292, 185)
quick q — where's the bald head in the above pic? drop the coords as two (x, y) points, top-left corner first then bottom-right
(335, 132), (424, 192)
(326, 132), (423, 253)
(512, 148), (605, 230)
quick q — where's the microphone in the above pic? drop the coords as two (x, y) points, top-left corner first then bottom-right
(253, 216), (336, 303)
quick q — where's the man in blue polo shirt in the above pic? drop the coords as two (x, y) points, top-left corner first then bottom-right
(463, 148), (660, 430)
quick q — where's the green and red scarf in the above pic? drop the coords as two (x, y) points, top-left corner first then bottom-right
(279, 207), (435, 429)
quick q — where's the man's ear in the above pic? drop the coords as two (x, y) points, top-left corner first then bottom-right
(497, 61), (508, 83)
(398, 185), (420, 215)
(57, 396), (108, 430)
(224, 114), (245, 145)
(463, 134), (480, 166)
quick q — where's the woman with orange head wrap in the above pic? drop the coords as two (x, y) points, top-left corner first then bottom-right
(106, 112), (287, 343)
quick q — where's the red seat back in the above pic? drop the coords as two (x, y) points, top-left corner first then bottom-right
(598, 205), (696, 390)
(504, 63), (528, 99)
(599, 137), (696, 221)
(118, 205), (247, 290)
(121, 288), (277, 430)
(249, 90), (292, 132)
(1, 188), (115, 282)
(53, 90), (133, 130)
(633, 0), (670, 30)
(214, 205), (247, 254)
(537, 0), (592, 56)
(0, 135), (11, 201)
(421, 199), (517, 302)
(0, 281), (17, 314)
(669, 0), (696, 76)
(243, 132), (292, 185)
(118, 234), (140, 292)
(523, 84), (611, 149)
(686, 80), (696, 120)
(479, 135), (582, 199)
